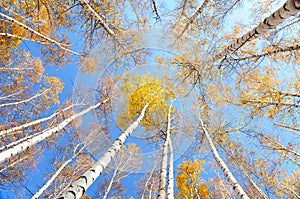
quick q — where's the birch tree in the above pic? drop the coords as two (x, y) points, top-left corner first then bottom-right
(158, 102), (175, 199)
(99, 144), (141, 199)
(58, 103), (149, 199)
(198, 117), (250, 199)
(179, 0), (210, 36)
(0, 103), (79, 137)
(213, 0), (300, 62)
(0, 99), (108, 164)
(31, 144), (85, 199)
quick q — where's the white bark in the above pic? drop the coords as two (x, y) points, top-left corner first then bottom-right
(158, 102), (174, 199)
(232, 43), (300, 61)
(0, 157), (27, 173)
(157, 132), (169, 199)
(213, 0), (300, 61)
(102, 166), (119, 199)
(79, 0), (116, 37)
(0, 128), (45, 152)
(58, 103), (149, 199)
(141, 164), (156, 199)
(167, 139), (174, 199)
(166, 103), (174, 199)
(223, 148), (269, 199)
(0, 89), (49, 108)
(284, 185), (300, 198)
(180, 0), (210, 36)
(31, 144), (85, 199)
(198, 117), (250, 199)
(0, 90), (23, 100)
(0, 32), (47, 45)
(0, 99), (108, 164)
(259, 133), (300, 157)
(274, 122), (300, 133)
(0, 104), (78, 137)
(0, 12), (81, 55)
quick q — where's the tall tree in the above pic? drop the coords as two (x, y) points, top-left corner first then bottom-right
(58, 103), (149, 199)
(213, 0), (300, 62)
(198, 117), (250, 199)
(0, 99), (108, 164)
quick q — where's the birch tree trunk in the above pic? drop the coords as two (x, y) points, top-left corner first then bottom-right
(167, 139), (174, 199)
(166, 103), (174, 199)
(0, 157), (27, 173)
(158, 102), (174, 199)
(58, 103), (149, 199)
(232, 43), (300, 61)
(213, 0), (300, 61)
(220, 145), (269, 199)
(79, 0), (116, 37)
(141, 164), (156, 199)
(31, 144), (85, 199)
(180, 0), (210, 36)
(157, 135), (168, 199)
(102, 166), (119, 199)
(0, 12), (80, 55)
(0, 99), (108, 164)
(0, 89), (49, 108)
(0, 104), (77, 137)
(274, 122), (300, 132)
(0, 32), (47, 44)
(198, 117), (250, 199)
(175, 0), (188, 28)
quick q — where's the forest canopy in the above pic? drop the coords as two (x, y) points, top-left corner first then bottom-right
(0, 0), (299, 199)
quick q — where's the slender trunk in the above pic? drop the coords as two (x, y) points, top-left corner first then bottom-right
(158, 102), (174, 199)
(157, 133), (169, 198)
(0, 89), (49, 108)
(102, 166), (119, 199)
(232, 43), (300, 61)
(0, 90), (23, 100)
(0, 99), (108, 164)
(141, 165), (156, 199)
(274, 122), (300, 132)
(284, 185), (300, 198)
(31, 145), (85, 199)
(198, 117), (250, 199)
(259, 133), (300, 157)
(58, 103), (149, 199)
(0, 32), (47, 44)
(0, 104), (78, 137)
(244, 99), (300, 108)
(0, 67), (33, 71)
(175, 0), (188, 28)
(213, 0), (300, 61)
(167, 139), (174, 199)
(0, 12), (80, 55)
(79, 0), (116, 37)
(0, 157), (27, 173)
(180, 0), (210, 36)
(220, 146), (269, 199)
(0, 128), (45, 151)
(166, 103), (174, 199)
(220, 0), (241, 19)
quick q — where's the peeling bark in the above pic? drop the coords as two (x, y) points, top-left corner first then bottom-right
(58, 103), (149, 199)
(213, 0), (300, 62)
